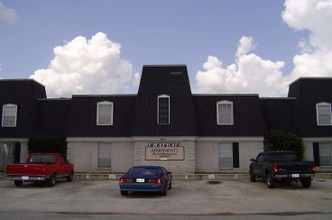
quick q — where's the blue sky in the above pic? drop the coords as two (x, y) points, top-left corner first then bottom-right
(1, 0), (331, 97)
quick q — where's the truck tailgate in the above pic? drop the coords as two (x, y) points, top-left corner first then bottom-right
(6, 163), (46, 176)
(276, 161), (315, 174)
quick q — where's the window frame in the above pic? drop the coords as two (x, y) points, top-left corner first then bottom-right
(216, 100), (234, 125)
(219, 143), (233, 169)
(97, 143), (112, 168)
(218, 142), (239, 169)
(316, 102), (332, 126)
(2, 104), (18, 127)
(157, 94), (170, 125)
(96, 101), (114, 126)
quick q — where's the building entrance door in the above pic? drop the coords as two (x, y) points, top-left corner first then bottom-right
(0, 142), (20, 169)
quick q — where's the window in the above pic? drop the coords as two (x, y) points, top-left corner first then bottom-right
(219, 143), (233, 168)
(219, 143), (239, 169)
(2, 104), (17, 127)
(313, 142), (332, 166)
(97, 101), (113, 126)
(98, 143), (111, 168)
(319, 143), (332, 166)
(158, 95), (170, 125)
(217, 101), (233, 125)
(0, 142), (17, 166)
(316, 103), (332, 126)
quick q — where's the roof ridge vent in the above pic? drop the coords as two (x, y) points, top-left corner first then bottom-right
(169, 71), (182, 75)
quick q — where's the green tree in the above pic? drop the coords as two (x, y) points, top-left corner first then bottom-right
(268, 130), (305, 160)
(28, 135), (67, 156)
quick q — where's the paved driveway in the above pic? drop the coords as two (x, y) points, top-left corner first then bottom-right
(0, 178), (331, 216)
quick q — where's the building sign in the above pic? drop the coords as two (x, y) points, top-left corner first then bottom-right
(145, 142), (185, 161)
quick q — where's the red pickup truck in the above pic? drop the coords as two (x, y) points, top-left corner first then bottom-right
(6, 153), (74, 187)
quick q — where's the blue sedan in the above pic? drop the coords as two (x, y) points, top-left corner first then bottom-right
(119, 166), (172, 196)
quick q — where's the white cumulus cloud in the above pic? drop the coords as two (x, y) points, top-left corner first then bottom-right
(0, 1), (17, 23)
(195, 0), (332, 97)
(195, 36), (286, 97)
(282, 0), (332, 81)
(30, 32), (138, 97)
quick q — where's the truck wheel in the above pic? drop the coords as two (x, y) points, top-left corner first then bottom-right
(301, 179), (311, 188)
(47, 174), (56, 187)
(66, 171), (74, 182)
(250, 170), (256, 182)
(14, 180), (23, 186)
(266, 173), (276, 188)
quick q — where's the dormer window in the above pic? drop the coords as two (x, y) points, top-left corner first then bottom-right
(158, 95), (170, 125)
(217, 100), (233, 125)
(97, 101), (113, 126)
(2, 104), (18, 127)
(316, 102), (332, 126)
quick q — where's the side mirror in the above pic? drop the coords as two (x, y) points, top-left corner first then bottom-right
(250, 158), (255, 162)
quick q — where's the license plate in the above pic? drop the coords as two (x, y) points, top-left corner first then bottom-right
(22, 176), (29, 180)
(136, 178), (145, 183)
(292, 174), (300, 178)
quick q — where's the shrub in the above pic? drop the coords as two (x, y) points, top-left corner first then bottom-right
(28, 135), (67, 156)
(268, 130), (305, 160)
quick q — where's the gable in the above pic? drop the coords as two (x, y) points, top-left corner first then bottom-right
(194, 95), (267, 136)
(0, 79), (46, 137)
(65, 95), (136, 137)
(132, 65), (198, 136)
(288, 78), (332, 137)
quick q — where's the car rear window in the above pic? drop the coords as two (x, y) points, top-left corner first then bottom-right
(29, 155), (57, 164)
(265, 152), (297, 161)
(127, 167), (161, 176)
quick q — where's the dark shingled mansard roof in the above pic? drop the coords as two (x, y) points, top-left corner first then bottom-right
(132, 65), (198, 136)
(1, 69), (332, 139)
(288, 78), (332, 137)
(0, 79), (46, 138)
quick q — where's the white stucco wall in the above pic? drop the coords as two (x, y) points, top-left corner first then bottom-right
(133, 138), (196, 174)
(195, 137), (264, 173)
(8, 136), (331, 174)
(303, 140), (314, 161)
(20, 141), (29, 163)
(110, 141), (134, 172)
(67, 137), (266, 173)
(67, 138), (134, 173)
(303, 138), (332, 162)
(67, 142), (97, 172)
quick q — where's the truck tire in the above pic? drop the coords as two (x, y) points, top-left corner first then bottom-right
(266, 173), (276, 188)
(47, 174), (56, 187)
(250, 169), (256, 182)
(66, 170), (74, 182)
(14, 180), (23, 186)
(301, 179), (311, 188)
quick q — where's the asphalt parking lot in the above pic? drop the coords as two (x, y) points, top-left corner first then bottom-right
(0, 176), (332, 218)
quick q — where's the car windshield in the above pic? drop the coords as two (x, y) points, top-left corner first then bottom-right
(127, 167), (161, 176)
(29, 155), (57, 164)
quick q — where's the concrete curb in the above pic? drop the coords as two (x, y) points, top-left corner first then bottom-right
(72, 172), (332, 181)
(1, 171), (331, 181)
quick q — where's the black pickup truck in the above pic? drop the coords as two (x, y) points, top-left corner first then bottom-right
(249, 151), (316, 188)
